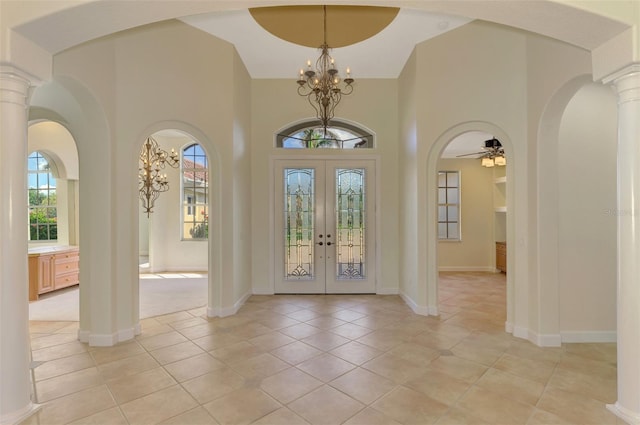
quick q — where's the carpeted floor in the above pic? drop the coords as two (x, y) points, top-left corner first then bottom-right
(29, 273), (208, 321)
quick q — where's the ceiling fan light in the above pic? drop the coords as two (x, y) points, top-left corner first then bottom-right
(494, 155), (506, 166)
(481, 157), (494, 167)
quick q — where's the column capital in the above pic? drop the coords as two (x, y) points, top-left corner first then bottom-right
(601, 64), (640, 105)
(0, 65), (33, 107)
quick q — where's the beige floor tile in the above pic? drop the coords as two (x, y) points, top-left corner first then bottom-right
(493, 353), (556, 384)
(404, 369), (471, 406)
(228, 322), (273, 339)
(387, 342), (440, 367)
(286, 309), (324, 322)
(37, 367), (104, 403)
(450, 340), (505, 366)
(175, 322), (220, 340)
(163, 352), (225, 382)
(506, 339), (563, 364)
(192, 332), (244, 351)
(527, 408), (576, 425)
(289, 385), (364, 425)
(363, 353), (431, 384)
(301, 331), (350, 351)
(97, 352), (160, 381)
(297, 353), (356, 382)
(260, 367), (323, 404)
(455, 386), (535, 425)
(557, 352), (617, 380)
(149, 340), (204, 365)
(182, 367), (246, 404)
(547, 366), (617, 403)
(135, 324), (175, 339)
(563, 342), (617, 364)
(30, 321), (74, 334)
(32, 341), (88, 362)
(154, 311), (195, 325)
(305, 316), (348, 330)
(271, 341), (323, 365)
(67, 406), (128, 424)
(330, 309), (367, 322)
(474, 368), (545, 406)
(249, 331), (296, 351)
(329, 341), (382, 365)
(330, 323), (374, 340)
(89, 340), (145, 365)
(107, 367), (176, 404)
(355, 329), (408, 351)
(36, 385), (116, 425)
(34, 352), (95, 381)
(120, 385), (198, 425)
(203, 387), (281, 425)
(537, 387), (619, 424)
(371, 385), (448, 424)
(158, 407), (218, 425)
(211, 341), (264, 364)
(30, 332), (79, 350)
(433, 407), (491, 425)
(410, 330), (465, 351)
(330, 367), (397, 404)
(229, 352), (290, 380)
(258, 315), (302, 330)
(137, 331), (188, 351)
(251, 407), (310, 425)
(168, 316), (209, 330)
(343, 407), (401, 425)
(280, 323), (323, 339)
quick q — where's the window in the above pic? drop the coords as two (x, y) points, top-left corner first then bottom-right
(277, 120), (373, 149)
(438, 171), (460, 240)
(28, 151), (57, 241)
(181, 144), (208, 240)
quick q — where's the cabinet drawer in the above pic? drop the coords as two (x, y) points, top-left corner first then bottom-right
(55, 259), (79, 275)
(55, 271), (79, 288)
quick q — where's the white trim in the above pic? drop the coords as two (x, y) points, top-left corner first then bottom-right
(400, 291), (431, 316)
(607, 401), (640, 425)
(437, 266), (496, 272)
(561, 331), (617, 343)
(208, 291), (251, 317)
(505, 321), (514, 333)
(88, 333), (117, 347)
(0, 402), (42, 425)
(78, 329), (90, 343)
(510, 325), (562, 347)
(377, 286), (399, 295)
(77, 326), (138, 347)
(117, 327), (136, 342)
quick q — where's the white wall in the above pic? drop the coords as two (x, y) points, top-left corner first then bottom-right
(557, 83), (617, 339)
(437, 158), (495, 271)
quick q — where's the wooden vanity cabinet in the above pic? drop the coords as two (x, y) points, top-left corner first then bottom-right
(28, 246), (79, 301)
(496, 241), (506, 273)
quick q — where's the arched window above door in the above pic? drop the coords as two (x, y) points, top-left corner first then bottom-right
(276, 120), (374, 149)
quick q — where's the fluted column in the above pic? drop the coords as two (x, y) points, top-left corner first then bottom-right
(0, 66), (39, 424)
(606, 64), (640, 425)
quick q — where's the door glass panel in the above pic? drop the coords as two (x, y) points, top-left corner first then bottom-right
(336, 169), (365, 279)
(284, 169), (315, 280)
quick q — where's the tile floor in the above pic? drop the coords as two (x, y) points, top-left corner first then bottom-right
(23, 272), (621, 424)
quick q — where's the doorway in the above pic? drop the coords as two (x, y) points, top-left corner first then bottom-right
(274, 159), (376, 294)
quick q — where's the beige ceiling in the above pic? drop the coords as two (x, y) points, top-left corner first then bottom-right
(249, 6), (399, 48)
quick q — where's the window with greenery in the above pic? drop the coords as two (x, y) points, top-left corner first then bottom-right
(28, 151), (57, 241)
(277, 120), (373, 149)
(182, 144), (208, 240)
(438, 171), (460, 240)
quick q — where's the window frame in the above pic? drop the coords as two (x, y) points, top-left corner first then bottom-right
(28, 151), (58, 242)
(180, 143), (208, 241)
(437, 170), (461, 241)
(276, 120), (374, 149)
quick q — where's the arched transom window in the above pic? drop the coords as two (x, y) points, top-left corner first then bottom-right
(277, 120), (373, 149)
(181, 144), (208, 240)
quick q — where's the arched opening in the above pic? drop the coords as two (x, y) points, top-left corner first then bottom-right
(436, 130), (508, 331)
(137, 129), (209, 319)
(27, 120), (81, 321)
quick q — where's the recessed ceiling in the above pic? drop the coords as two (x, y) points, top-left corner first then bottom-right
(179, 8), (471, 79)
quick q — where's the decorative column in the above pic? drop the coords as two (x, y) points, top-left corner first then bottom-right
(606, 64), (640, 425)
(0, 66), (39, 425)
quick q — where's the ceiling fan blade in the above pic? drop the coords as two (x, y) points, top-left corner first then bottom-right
(456, 151), (485, 157)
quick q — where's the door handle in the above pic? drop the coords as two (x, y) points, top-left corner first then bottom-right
(326, 242), (332, 246)
(317, 242), (323, 246)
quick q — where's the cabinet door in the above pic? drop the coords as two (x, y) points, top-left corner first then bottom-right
(38, 255), (54, 293)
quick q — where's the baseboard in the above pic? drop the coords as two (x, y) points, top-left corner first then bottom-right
(377, 286), (399, 295)
(561, 331), (617, 343)
(399, 292), (433, 316)
(77, 326), (138, 347)
(607, 401), (640, 425)
(438, 266), (496, 272)
(207, 291), (251, 318)
(1, 401), (41, 425)
(510, 325), (562, 347)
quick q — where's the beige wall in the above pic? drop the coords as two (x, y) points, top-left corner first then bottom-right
(437, 158), (495, 271)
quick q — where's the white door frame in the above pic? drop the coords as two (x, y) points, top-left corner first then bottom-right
(269, 153), (382, 294)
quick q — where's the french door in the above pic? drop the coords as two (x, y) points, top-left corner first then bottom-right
(274, 159), (376, 293)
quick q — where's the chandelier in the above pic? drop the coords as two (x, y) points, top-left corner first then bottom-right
(138, 136), (179, 217)
(296, 5), (354, 131)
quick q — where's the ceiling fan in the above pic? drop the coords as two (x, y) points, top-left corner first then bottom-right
(456, 137), (506, 167)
